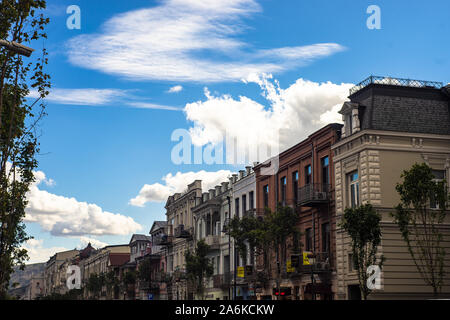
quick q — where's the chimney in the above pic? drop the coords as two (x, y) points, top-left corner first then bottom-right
(229, 176), (234, 185)
(209, 189), (215, 199)
(221, 181), (229, 192)
(215, 185), (221, 196)
(239, 170), (245, 179)
(232, 174), (238, 183)
(203, 192), (209, 202)
(245, 166), (252, 176)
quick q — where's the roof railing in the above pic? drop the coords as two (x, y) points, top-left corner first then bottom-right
(349, 75), (443, 96)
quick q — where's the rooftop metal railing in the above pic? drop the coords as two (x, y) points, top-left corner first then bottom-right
(349, 75), (443, 96)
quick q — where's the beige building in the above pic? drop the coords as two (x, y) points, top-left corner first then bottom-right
(165, 180), (202, 299)
(81, 244), (130, 299)
(25, 274), (44, 300)
(333, 76), (450, 299)
(44, 249), (79, 296)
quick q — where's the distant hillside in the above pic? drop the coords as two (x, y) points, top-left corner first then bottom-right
(8, 263), (45, 296)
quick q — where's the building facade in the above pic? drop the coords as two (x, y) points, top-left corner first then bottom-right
(254, 123), (342, 300)
(165, 180), (202, 300)
(44, 249), (79, 296)
(333, 76), (450, 299)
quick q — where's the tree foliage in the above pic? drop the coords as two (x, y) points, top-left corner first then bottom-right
(185, 239), (213, 300)
(0, 0), (50, 299)
(137, 258), (152, 283)
(228, 205), (301, 272)
(340, 203), (384, 300)
(392, 163), (448, 296)
(86, 273), (104, 298)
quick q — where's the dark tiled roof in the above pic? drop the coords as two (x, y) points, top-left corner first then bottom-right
(129, 234), (152, 244)
(109, 253), (130, 266)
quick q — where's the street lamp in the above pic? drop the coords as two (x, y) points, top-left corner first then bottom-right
(0, 40), (34, 57)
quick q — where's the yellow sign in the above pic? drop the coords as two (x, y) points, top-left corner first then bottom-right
(286, 260), (295, 273)
(237, 266), (245, 278)
(303, 252), (312, 265)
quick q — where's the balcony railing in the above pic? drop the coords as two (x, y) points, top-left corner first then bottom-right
(174, 224), (192, 238)
(212, 272), (233, 289)
(204, 235), (220, 249)
(154, 272), (171, 283)
(349, 75), (443, 96)
(298, 184), (330, 206)
(153, 234), (173, 246)
(295, 252), (332, 273)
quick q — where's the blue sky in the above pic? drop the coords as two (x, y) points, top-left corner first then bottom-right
(22, 0), (449, 263)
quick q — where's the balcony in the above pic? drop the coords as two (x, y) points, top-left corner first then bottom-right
(154, 272), (171, 283)
(243, 208), (256, 217)
(298, 184), (330, 207)
(294, 252), (332, 274)
(139, 281), (160, 291)
(213, 272), (232, 289)
(174, 224), (192, 238)
(204, 235), (220, 249)
(153, 234), (173, 246)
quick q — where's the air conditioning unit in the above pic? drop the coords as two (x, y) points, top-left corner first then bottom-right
(315, 192), (327, 200)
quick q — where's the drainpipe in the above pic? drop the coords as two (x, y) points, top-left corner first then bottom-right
(226, 196), (232, 300)
(311, 142), (316, 301)
(273, 158), (281, 300)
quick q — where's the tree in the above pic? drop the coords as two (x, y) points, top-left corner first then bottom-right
(86, 273), (104, 299)
(137, 258), (152, 296)
(228, 205), (301, 297)
(340, 203), (384, 300)
(185, 239), (213, 300)
(0, 0), (50, 299)
(122, 270), (136, 299)
(105, 270), (119, 299)
(392, 163), (449, 297)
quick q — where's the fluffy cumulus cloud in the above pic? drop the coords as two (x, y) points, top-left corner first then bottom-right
(66, 0), (344, 82)
(78, 236), (108, 249)
(22, 239), (70, 264)
(24, 171), (142, 237)
(130, 170), (232, 207)
(184, 74), (353, 161)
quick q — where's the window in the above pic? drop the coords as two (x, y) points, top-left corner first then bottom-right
(321, 156), (329, 185)
(305, 165), (312, 185)
(293, 171), (299, 203)
(281, 176), (287, 205)
(348, 115), (353, 135)
(249, 191), (254, 210)
(235, 198), (240, 218)
(242, 195), (247, 214)
(430, 170), (446, 209)
(349, 171), (360, 208)
(348, 253), (354, 272)
(305, 228), (313, 251)
(263, 185), (269, 208)
(322, 223), (330, 253)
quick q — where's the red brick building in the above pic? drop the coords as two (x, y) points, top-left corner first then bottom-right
(253, 123), (342, 300)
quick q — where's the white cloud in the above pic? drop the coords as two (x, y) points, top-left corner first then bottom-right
(184, 74), (353, 160)
(130, 170), (232, 206)
(22, 239), (70, 264)
(66, 0), (344, 82)
(167, 85), (183, 93)
(24, 171), (142, 237)
(127, 102), (182, 111)
(78, 236), (108, 250)
(28, 88), (128, 106)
